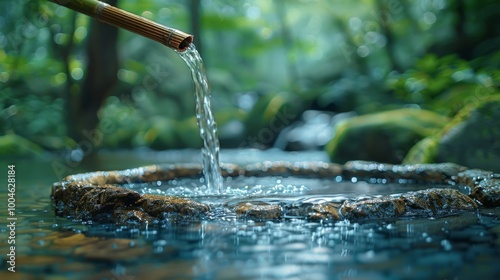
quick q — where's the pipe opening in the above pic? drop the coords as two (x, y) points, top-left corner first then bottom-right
(178, 36), (194, 52)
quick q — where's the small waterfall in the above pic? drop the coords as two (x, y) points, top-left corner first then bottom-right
(177, 44), (223, 194)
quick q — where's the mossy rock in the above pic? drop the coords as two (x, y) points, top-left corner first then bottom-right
(325, 108), (448, 164)
(403, 136), (440, 164)
(404, 95), (500, 172)
(0, 134), (43, 156)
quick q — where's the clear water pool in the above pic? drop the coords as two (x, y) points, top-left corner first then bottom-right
(0, 149), (499, 279)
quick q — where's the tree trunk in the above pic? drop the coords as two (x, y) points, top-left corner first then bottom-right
(189, 0), (202, 57)
(70, 0), (119, 143)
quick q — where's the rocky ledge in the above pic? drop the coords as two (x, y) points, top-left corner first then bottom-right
(51, 161), (500, 223)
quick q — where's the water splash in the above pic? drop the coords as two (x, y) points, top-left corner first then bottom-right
(177, 44), (223, 194)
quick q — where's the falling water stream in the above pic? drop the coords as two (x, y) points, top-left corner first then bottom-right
(177, 44), (223, 194)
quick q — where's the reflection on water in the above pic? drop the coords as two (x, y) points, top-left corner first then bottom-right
(0, 150), (499, 279)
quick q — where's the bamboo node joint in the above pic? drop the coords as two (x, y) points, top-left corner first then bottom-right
(165, 28), (175, 48)
(95, 2), (109, 19)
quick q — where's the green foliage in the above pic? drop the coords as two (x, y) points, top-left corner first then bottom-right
(387, 52), (500, 115)
(1, 0), (499, 155)
(0, 134), (43, 156)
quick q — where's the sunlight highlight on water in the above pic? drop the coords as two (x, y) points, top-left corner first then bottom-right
(177, 44), (223, 194)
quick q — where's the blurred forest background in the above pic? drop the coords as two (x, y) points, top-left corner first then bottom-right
(1, 0), (499, 162)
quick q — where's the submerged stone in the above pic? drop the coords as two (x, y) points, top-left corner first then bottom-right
(307, 203), (341, 221)
(74, 238), (150, 261)
(234, 202), (282, 220)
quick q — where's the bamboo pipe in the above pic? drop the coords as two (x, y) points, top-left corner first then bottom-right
(48, 0), (193, 52)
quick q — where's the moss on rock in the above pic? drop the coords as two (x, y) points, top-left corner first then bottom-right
(404, 95), (500, 172)
(325, 108), (448, 164)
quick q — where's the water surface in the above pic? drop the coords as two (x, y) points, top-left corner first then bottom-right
(0, 150), (499, 279)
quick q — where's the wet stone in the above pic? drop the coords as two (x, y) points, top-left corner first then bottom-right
(52, 175), (209, 222)
(76, 185), (141, 220)
(340, 197), (406, 220)
(114, 209), (153, 224)
(402, 188), (478, 215)
(307, 203), (341, 221)
(220, 163), (243, 177)
(51, 161), (498, 224)
(235, 202), (282, 220)
(343, 161), (465, 183)
(340, 188), (477, 220)
(471, 179), (500, 207)
(51, 182), (97, 216)
(454, 169), (495, 187)
(138, 194), (209, 219)
(243, 161), (342, 178)
(282, 203), (312, 218)
(141, 164), (203, 182)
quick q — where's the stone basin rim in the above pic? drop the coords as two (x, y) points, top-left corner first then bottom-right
(51, 160), (500, 224)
